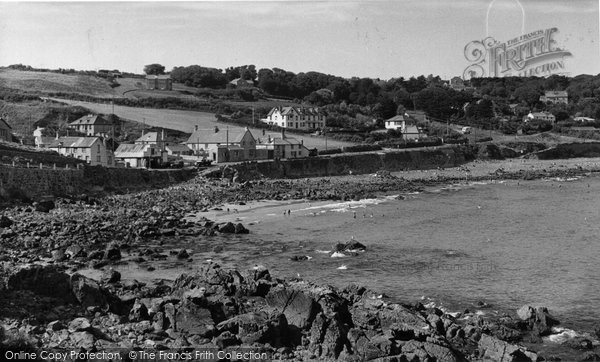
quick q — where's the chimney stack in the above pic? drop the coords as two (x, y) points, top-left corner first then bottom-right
(214, 126), (219, 133)
(195, 125), (199, 132)
(281, 127), (286, 140)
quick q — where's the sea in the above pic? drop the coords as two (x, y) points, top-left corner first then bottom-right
(88, 174), (600, 355)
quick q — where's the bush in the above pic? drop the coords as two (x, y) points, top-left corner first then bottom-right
(341, 144), (382, 153)
(318, 148), (342, 155)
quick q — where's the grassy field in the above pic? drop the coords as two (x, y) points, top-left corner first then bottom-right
(0, 69), (116, 97)
(47, 98), (355, 150)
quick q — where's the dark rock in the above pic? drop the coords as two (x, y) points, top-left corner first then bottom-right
(217, 312), (288, 346)
(214, 331), (239, 349)
(177, 249), (189, 259)
(175, 301), (215, 337)
(266, 286), (319, 330)
(0, 215), (13, 228)
(47, 321), (65, 331)
(70, 273), (108, 308)
(218, 222), (236, 234)
(4, 265), (73, 302)
(35, 200), (55, 213)
(129, 299), (150, 322)
(335, 239), (366, 252)
(517, 305), (560, 336)
(478, 333), (538, 362)
(234, 223), (249, 234)
(101, 268), (121, 284)
(104, 242), (121, 261)
(290, 255), (310, 261)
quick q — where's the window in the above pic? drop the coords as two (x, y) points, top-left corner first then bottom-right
(96, 155), (101, 163)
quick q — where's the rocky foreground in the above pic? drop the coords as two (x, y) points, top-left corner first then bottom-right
(1, 160), (600, 360)
(0, 261), (581, 362)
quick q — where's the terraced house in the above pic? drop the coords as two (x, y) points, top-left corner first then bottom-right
(47, 136), (114, 167)
(261, 106), (325, 130)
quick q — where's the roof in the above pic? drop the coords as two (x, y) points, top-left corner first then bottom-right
(47, 137), (100, 148)
(146, 75), (171, 80)
(166, 144), (192, 152)
(386, 115), (406, 122)
(69, 114), (111, 126)
(114, 143), (153, 158)
(544, 91), (568, 97)
(229, 78), (254, 85)
(0, 117), (11, 130)
(530, 112), (554, 117)
(136, 132), (161, 143)
(267, 106), (321, 117)
(269, 137), (306, 147)
(186, 128), (254, 145)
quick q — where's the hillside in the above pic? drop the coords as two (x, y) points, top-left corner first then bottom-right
(0, 69), (117, 97)
(46, 98), (355, 150)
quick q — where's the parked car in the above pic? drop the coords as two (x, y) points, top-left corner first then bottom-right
(195, 159), (213, 168)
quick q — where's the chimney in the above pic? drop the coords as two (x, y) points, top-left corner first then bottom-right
(195, 125), (199, 132)
(262, 129), (265, 136)
(55, 130), (59, 140)
(142, 129), (145, 137)
(281, 127), (286, 140)
(214, 126), (219, 133)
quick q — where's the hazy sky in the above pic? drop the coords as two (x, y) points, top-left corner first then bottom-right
(0, 0), (598, 79)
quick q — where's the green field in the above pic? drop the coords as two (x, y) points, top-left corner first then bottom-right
(48, 98), (355, 150)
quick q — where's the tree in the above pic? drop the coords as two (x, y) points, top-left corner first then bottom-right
(144, 64), (165, 75)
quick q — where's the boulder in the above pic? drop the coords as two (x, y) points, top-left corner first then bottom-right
(478, 334), (538, 362)
(0, 216), (13, 228)
(234, 223), (249, 234)
(103, 242), (121, 261)
(335, 239), (367, 252)
(175, 301), (215, 337)
(68, 317), (92, 333)
(217, 312), (288, 346)
(4, 265), (73, 301)
(70, 273), (108, 308)
(177, 249), (190, 260)
(218, 222), (236, 234)
(266, 286), (319, 330)
(517, 305), (560, 336)
(101, 269), (121, 284)
(35, 200), (55, 213)
(129, 299), (150, 322)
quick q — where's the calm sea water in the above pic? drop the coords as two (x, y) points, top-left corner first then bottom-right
(93, 175), (600, 347)
(188, 176), (600, 335)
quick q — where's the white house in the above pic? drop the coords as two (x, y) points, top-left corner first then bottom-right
(525, 112), (556, 123)
(384, 114), (424, 140)
(261, 107), (324, 130)
(47, 136), (114, 167)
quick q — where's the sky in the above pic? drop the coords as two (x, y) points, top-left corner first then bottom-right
(0, 0), (598, 80)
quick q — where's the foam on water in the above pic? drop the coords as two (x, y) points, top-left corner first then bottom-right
(331, 251), (347, 258)
(337, 265), (348, 270)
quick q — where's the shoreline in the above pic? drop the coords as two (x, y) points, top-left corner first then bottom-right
(1, 157), (600, 359)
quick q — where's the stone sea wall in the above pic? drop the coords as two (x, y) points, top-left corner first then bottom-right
(225, 145), (476, 180)
(527, 141), (600, 160)
(0, 165), (195, 200)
